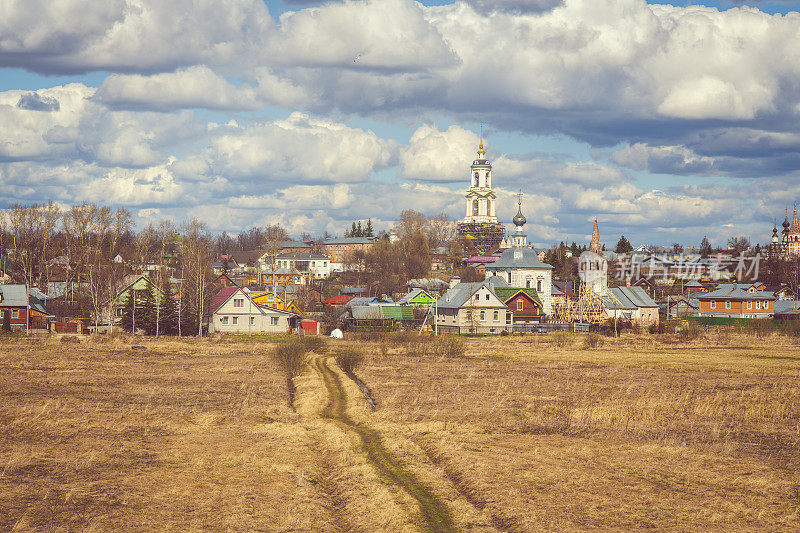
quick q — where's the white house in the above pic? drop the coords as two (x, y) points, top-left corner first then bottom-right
(207, 286), (299, 334)
(434, 277), (512, 334)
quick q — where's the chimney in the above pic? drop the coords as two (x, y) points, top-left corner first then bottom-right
(449, 276), (461, 289)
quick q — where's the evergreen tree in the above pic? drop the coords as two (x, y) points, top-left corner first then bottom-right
(699, 236), (713, 258)
(365, 219), (373, 237)
(119, 288), (139, 333)
(615, 235), (633, 254)
(159, 275), (178, 335)
(570, 242), (580, 256)
(139, 279), (159, 335)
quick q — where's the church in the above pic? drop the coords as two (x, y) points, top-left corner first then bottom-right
(456, 127), (504, 254)
(484, 196), (554, 315)
(770, 204), (800, 258)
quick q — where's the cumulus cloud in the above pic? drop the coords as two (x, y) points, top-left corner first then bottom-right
(95, 66), (262, 111)
(272, 0), (457, 71)
(203, 112), (397, 183)
(16, 92), (60, 112)
(465, 0), (563, 15)
(400, 124), (480, 182)
(0, 0), (275, 74)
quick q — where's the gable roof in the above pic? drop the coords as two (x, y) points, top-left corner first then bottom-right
(606, 286), (658, 310)
(397, 288), (434, 305)
(207, 287), (244, 315)
(0, 285), (29, 307)
(487, 246), (553, 270)
(697, 284), (776, 301)
(435, 279), (508, 310)
(323, 294), (354, 305)
(494, 288), (543, 308)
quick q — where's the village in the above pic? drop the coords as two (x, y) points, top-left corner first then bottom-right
(2, 133), (799, 338)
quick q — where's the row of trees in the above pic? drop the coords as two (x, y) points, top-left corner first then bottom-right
(0, 203), (214, 335)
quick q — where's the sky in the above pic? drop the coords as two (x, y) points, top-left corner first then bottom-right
(3, 0), (800, 249)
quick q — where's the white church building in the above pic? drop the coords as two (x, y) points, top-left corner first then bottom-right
(484, 196), (554, 315)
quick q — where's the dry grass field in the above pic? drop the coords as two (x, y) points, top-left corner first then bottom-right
(1, 330), (799, 531)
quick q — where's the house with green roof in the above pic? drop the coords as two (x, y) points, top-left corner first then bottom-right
(493, 287), (544, 324)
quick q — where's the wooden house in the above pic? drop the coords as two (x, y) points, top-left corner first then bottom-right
(696, 283), (775, 319)
(397, 288), (435, 308)
(433, 278), (512, 334)
(493, 288), (544, 324)
(0, 285), (49, 330)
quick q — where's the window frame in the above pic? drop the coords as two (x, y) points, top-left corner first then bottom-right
(517, 300), (524, 311)
(233, 298), (244, 308)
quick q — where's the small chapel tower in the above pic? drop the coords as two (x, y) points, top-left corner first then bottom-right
(511, 191), (527, 247)
(463, 125), (497, 224)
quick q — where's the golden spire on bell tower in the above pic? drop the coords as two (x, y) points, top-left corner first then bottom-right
(478, 123), (485, 157)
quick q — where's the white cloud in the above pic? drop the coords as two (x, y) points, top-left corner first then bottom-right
(400, 124), (480, 181)
(0, 0), (275, 73)
(272, 0), (457, 71)
(95, 66), (262, 111)
(205, 112), (397, 183)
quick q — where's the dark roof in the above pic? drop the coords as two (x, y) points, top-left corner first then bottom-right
(486, 247), (553, 270)
(229, 250), (264, 266)
(341, 287), (366, 295)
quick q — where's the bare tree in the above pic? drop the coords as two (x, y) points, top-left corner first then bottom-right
(154, 220), (176, 336)
(263, 224), (289, 298)
(426, 212), (457, 250)
(180, 219), (212, 336)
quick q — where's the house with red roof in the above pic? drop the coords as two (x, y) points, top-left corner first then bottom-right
(207, 287), (299, 334)
(323, 294), (354, 307)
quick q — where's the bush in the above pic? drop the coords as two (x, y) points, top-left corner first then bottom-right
(551, 331), (572, 347)
(60, 335), (80, 344)
(431, 336), (466, 358)
(678, 321), (702, 341)
(745, 319), (774, 338)
(500, 329), (509, 336)
(583, 332), (604, 349)
(273, 342), (307, 378)
(783, 320), (800, 337)
(334, 348), (366, 374)
(298, 335), (327, 353)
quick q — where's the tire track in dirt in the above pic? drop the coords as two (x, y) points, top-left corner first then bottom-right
(311, 356), (456, 533)
(414, 439), (524, 533)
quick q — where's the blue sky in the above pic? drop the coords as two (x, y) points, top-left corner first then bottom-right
(2, 0), (800, 249)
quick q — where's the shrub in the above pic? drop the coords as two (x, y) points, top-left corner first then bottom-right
(272, 342), (307, 378)
(500, 329), (509, 336)
(583, 332), (604, 349)
(678, 321), (701, 341)
(405, 336), (429, 357)
(60, 335), (80, 344)
(431, 336), (466, 358)
(298, 335), (327, 353)
(783, 320), (800, 338)
(334, 348), (366, 374)
(745, 318), (774, 338)
(551, 331), (572, 348)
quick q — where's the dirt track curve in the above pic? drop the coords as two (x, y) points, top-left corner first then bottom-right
(311, 356), (457, 533)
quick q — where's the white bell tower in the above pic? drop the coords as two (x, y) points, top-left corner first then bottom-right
(463, 125), (497, 224)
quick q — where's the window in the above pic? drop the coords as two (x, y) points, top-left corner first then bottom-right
(233, 298), (244, 308)
(493, 310), (499, 321)
(526, 280), (531, 288)
(480, 310), (485, 321)
(756, 301), (761, 310)
(485, 293), (490, 301)
(270, 317), (279, 326)
(517, 300), (523, 311)
(250, 317), (255, 326)
(725, 301), (731, 310)
(537, 280), (542, 292)
(12, 309), (19, 319)
(710, 301), (716, 309)
(474, 172), (479, 187)
(232, 316), (238, 325)
(221, 316), (229, 325)
(472, 199), (479, 216)
(747, 302), (752, 310)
